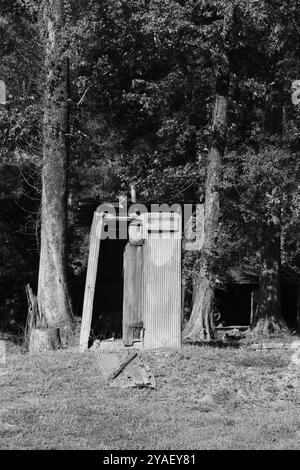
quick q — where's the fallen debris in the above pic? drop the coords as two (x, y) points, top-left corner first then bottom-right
(95, 350), (156, 389)
(107, 351), (138, 381)
(249, 342), (300, 350)
(223, 328), (244, 343)
(91, 338), (142, 351)
(290, 340), (300, 367)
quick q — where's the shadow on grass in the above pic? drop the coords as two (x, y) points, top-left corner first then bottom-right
(183, 339), (240, 349)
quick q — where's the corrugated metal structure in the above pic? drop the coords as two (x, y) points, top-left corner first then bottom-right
(122, 212), (182, 348)
(140, 213), (182, 349)
(80, 209), (182, 350)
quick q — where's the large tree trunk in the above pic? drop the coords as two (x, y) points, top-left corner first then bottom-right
(252, 235), (287, 334)
(251, 78), (288, 335)
(29, 327), (61, 355)
(184, 68), (229, 341)
(37, 0), (74, 345)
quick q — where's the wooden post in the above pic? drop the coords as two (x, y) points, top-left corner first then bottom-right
(79, 211), (104, 351)
(181, 278), (186, 325)
(250, 289), (259, 325)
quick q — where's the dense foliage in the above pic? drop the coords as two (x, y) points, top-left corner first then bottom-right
(0, 0), (299, 330)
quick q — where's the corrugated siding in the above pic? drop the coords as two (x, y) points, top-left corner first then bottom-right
(95, 351), (134, 388)
(142, 215), (181, 349)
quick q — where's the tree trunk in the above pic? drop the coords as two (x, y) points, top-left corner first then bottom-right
(184, 68), (229, 341)
(252, 235), (287, 334)
(29, 327), (61, 355)
(37, 0), (74, 345)
(251, 78), (288, 335)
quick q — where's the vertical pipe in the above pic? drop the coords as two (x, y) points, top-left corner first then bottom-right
(130, 184), (136, 203)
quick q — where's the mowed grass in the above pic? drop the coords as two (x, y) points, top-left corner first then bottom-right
(0, 341), (299, 450)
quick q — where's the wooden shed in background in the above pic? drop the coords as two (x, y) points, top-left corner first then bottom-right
(214, 267), (300, 331)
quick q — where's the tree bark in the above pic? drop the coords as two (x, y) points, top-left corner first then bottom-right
(251, 78), (288, 335)
(252, 234), (287, 334)
(29, 327), (61, 355)
(184, 68), (229, 341)
(37, 0), (74, 344)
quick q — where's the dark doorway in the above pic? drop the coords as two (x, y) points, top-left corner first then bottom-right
(215, 285), (255, 326)
(216, 283), (299, 328)
(91, 239), (127, 340)
(282, 284), (298, 329)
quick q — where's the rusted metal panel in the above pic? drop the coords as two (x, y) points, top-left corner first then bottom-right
(141, 213), (181, 349)
(123, 244), (143, 346)
(95, 351), (134, 388)
(94, 351), (156, 388)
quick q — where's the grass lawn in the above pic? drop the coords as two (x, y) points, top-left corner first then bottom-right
(0, 340), (299, 450)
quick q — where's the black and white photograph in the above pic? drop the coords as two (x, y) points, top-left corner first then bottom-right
(0, 0), (299, 453)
